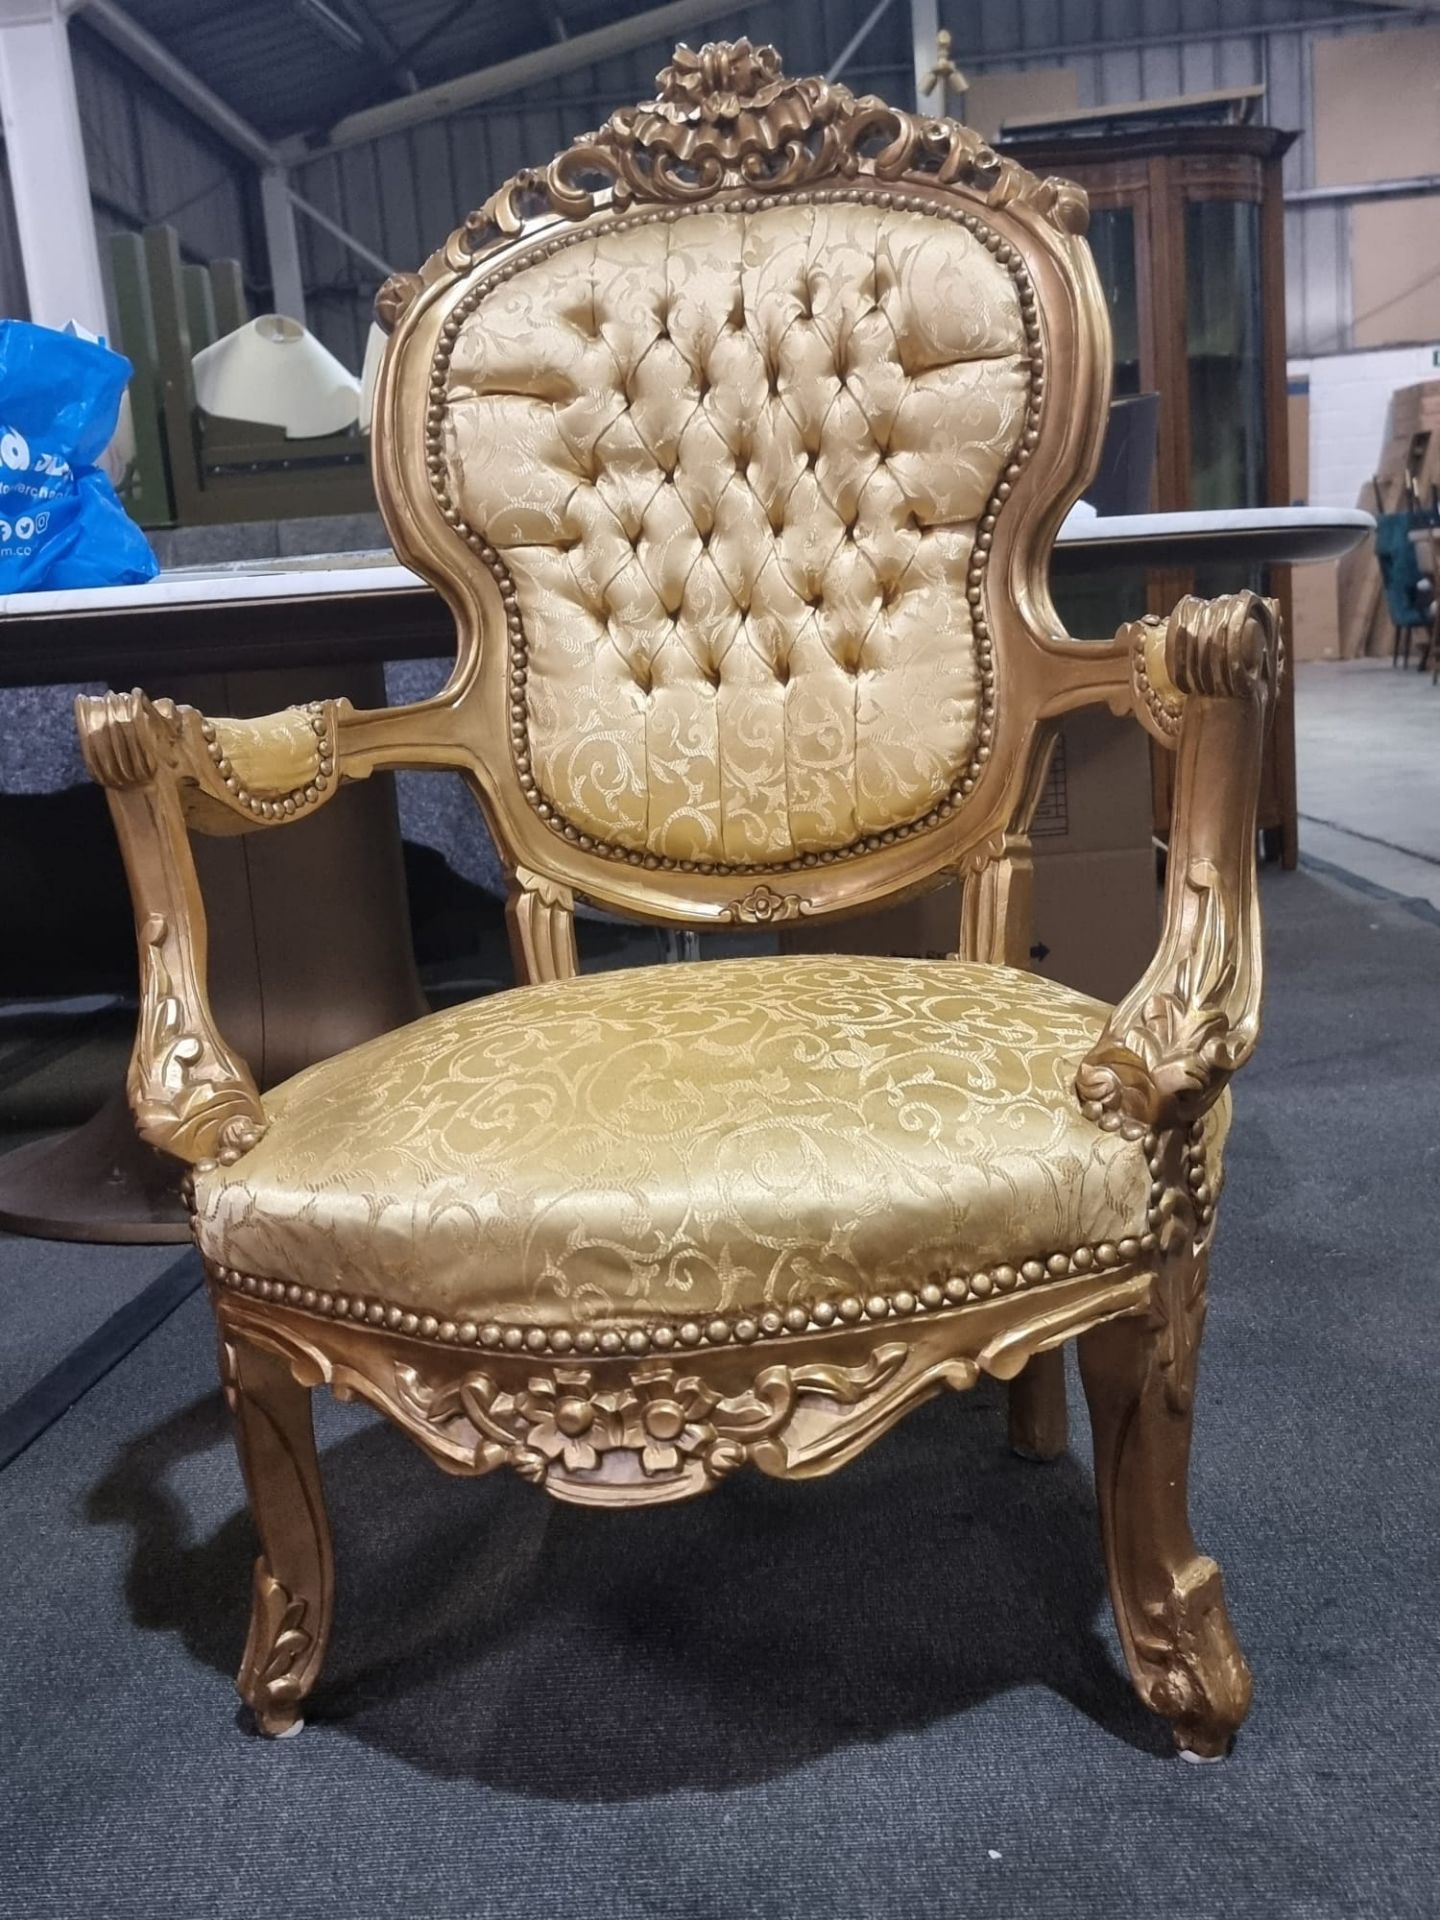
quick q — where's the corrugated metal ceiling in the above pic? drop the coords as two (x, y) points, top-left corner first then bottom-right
(106, 0), (655, 141)
(94, 0), (1381, 144)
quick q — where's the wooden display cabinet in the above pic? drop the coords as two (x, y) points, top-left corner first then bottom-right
(1001, 118), (1299, 864)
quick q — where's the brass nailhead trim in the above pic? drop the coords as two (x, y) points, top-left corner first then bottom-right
(207, 1229), (1153, 1356)
(199, 703), (333, 820)
(425, 186), (1044, 875)
(1133, 627), (1183, 741)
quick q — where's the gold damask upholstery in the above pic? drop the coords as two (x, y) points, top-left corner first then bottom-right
(78, 40), (1279, 1763)
(195, 956), (1225, 1329)
(446, 202), (1028, 862)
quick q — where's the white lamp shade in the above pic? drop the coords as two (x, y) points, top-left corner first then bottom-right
(358, 321), (387, 434)
(192, 315), (361, 439)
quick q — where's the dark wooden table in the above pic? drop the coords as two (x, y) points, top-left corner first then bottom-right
(0, 509), (1373, 1242)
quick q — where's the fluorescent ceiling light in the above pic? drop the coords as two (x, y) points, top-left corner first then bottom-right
(294, 0), (366, 56)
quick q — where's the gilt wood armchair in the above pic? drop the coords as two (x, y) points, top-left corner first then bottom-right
(78, 41), (1278, 1760)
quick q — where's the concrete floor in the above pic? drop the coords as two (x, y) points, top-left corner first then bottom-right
(1295, 658), (1440, 910)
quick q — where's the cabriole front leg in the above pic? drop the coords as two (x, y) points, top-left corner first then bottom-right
(1078, 1238), (1251, 1759)
(220, 1334), (335, 1736)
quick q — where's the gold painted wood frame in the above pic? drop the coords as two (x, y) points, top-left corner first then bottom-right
(77, 40), (1279, 1762)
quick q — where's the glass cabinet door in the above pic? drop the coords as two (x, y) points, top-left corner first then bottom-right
(1051, 203), (1148, 639)
(1086, 205), (1142, 398)
(1185, 197), (1266, 509)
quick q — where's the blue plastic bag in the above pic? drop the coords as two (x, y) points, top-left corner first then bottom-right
(0, 320), (158, 592)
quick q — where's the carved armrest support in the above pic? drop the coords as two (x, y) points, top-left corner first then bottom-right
(1076, 592), (1282, 1137)
(74, 689), (356, 1167)
(75, 686), (462, 1165)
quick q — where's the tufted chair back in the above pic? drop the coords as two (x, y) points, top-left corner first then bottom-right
(372, 41), (1115, 933)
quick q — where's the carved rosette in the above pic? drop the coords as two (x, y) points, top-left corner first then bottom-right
(723, 883), (810, 924)
(213, 1250), (1156, 1511)
(453, 37), (1088, 254)
(393, 1347), (909, 1503)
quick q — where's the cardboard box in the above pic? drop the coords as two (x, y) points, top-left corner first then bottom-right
(1351, 197), (1440, 352)
(1287, 383), (1309, 504)
(1290, 555), (1342, 661)
(783, 708), (1159, 1005)
(1313, 26), (1440, 189)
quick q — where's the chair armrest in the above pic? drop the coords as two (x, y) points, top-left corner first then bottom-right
(80, 689), (350, 836)
(1075, 590), (1283, 1138)
(77, 681), (466, 1164)
(74, 689), (352, 1166)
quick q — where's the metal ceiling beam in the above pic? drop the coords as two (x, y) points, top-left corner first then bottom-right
(825, 0), (898, 83)
(260, 165), (307, 321)
(293, 0), (419, 92)
(0, 0), (109, 332)
(338, 0), (419, 90)
(288, 184), (395, 275)
(292, 0), (366, 55)
(75, 0), (279, 167)
(283, 0), (767, 159)
(396, 0), (473, 66)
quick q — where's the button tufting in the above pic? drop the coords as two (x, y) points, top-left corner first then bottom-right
(436, 191), (1034, 882)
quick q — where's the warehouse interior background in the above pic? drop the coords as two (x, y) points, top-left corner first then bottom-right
(1, 5), (1439, 1917)
(3, 0), (1437, 482)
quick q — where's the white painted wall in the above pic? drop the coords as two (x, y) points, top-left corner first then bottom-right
(1289, 345), (1440, 509)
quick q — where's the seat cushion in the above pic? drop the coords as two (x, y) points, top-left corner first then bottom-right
(195, 955), (1222, 1337)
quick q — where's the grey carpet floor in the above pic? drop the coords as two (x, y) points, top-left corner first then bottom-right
(0, 1239), (198, 1409)
(0, 998), (179, 1405)
(0, 865), (1436, 1920)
